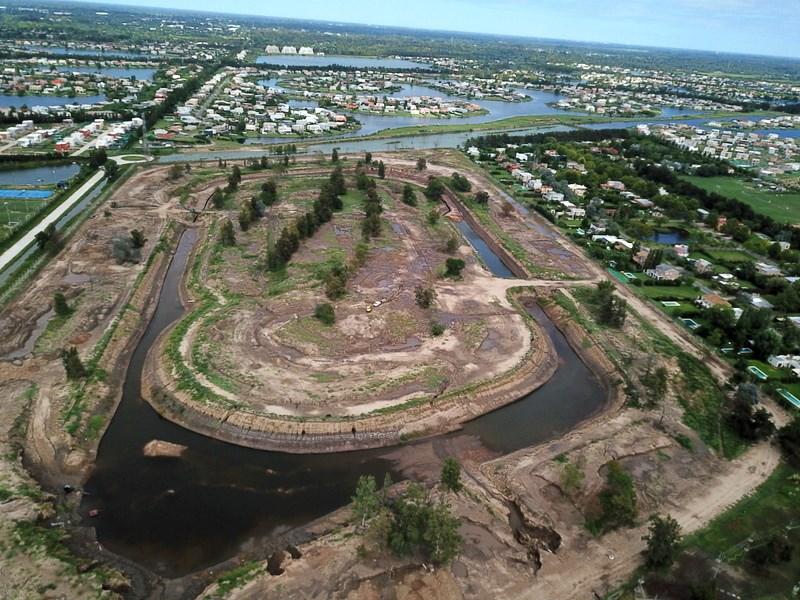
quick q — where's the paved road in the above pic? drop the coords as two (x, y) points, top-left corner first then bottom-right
(0, 168), (105, 273)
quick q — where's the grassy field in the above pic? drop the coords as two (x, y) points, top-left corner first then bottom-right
(638, 285), (700, 300)
(684, 175), (800, 224)
(0, 196), (52, 240)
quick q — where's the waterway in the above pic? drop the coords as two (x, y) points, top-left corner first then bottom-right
(81, 207), (606, 578)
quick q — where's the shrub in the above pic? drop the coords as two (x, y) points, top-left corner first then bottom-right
(314, 303), (336, 325)
(444, 258), (465, 278)
(430, 322), (445, 336)
(53, 292), (71, 317)
(415, 286), (436, 309)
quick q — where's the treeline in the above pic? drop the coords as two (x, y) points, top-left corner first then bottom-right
(144, 63), (220, 130)
(465, 128), (631, 150)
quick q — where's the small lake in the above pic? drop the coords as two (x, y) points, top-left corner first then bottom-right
(0, 163), (81, 186)
(256, 55), (430, 69)
(648, 229), (689, 244)
(0, 94), (107, 108)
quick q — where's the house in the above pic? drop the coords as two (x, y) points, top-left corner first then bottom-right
(543, 191), (565, 203)
(768, 355), (800, 378)
(646, 264), (681, 281)
(633, 247), (651, 267)
(693, 258), (713, 275)
(741, 293), (774, 310)
(603, 180), (626, 191)
(756, 262), (782, 277)
(567, 183), (588, 197)
(674, 244), (689, 258)
(696, 293), (731, 310)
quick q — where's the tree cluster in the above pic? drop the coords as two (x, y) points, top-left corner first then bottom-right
(352, 470), (462, 565)
(265, 175), (342, 271)
(450, 172), (471, 192)
(361, 180), (383, 240)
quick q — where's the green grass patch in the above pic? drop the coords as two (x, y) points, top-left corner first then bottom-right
(684, 175), (800, 224)
(638, 285), (700, 300)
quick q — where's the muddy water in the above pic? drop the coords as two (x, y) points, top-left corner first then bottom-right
(82, 219), (605, 578)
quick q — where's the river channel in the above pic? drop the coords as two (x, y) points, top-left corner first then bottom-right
(81, 211), (606, 579)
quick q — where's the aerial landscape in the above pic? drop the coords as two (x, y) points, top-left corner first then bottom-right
(1, 0), (800, 598)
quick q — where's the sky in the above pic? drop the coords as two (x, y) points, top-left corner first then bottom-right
(74, 0), (800, 59)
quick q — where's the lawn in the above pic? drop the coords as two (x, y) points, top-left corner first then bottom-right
(638, 285), (700, 300)
(703, 248), (752, 264)
(684, 175), (800, 224)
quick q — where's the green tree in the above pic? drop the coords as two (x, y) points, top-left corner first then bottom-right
(777, 416), (800, 467)
(211, 187), (225, 209)
(364, 152), (372, 164)
(330, 166), (347, 196)
(474, 190), (490, 204)
(53, 292), (71, 317)
(422, 500), (462, 563)
(352, 474), (380, 529)
(61, 347), (87, 380)
(642, 514), (681, 569)
(591, 461), (637, 533)
(444, 258), (465, 278)
(377, 161), (386, 179)
(325, 264), (349, 300)
(219, 219), (236, 246)
(416, 157), (427, 171)
(424, 177), (445, 201)
(402, 184), (417, 206)
(593, 281), (626, 327)
(314, 303), (336, 326)
(560, 461), (585, 496)
(130, 229), (146, 249)
(331, 148), (339, 163)
(450, 172), (471, 192)
(103, 159), (119, 181)
(238, 203), (254, 231)
(34, 223), (62, 255)
(445, 234), (459, 254)
(427, 207), (440, 225)
(440, 458), (462, 493)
